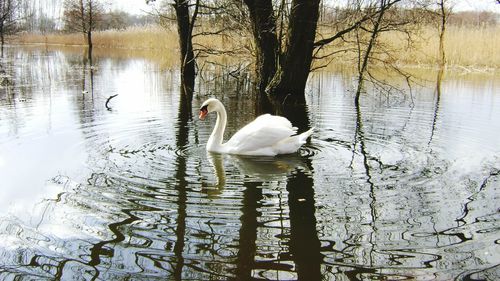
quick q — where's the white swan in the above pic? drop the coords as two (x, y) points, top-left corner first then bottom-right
(199, 98), (313, 156)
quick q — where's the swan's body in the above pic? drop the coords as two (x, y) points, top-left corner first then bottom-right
(199, 98), (313, 156)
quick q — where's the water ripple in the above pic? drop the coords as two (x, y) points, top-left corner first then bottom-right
(1, 47), (500, 280)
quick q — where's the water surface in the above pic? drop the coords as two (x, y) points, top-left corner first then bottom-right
(0, 46), (499, 280)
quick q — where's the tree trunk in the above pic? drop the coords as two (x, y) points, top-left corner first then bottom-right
(88, 0), (93, 48)
(438, 0), (447, 69)
(86, 30), (93, 63)
(243, 0), (278, 95)
(266, 0), (321, 104)
(86, 31), (92, 48)
(0, 19), (3, 47)
(174, 0), (196, 89)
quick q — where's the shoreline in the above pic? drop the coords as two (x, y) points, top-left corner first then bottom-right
(6, 42), (497, 75)
(6, 22), (500, 74)
(7, 24), (499, 72)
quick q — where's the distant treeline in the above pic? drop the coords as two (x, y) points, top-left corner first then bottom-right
(96, 12), (157, 31)
(447, 11), (498, 26)
(22, 7), (500, 34)
(320, 7), (498, 27)
(22, 12), (157, 33)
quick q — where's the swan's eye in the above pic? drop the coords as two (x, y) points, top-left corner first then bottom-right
(199, 105), (209, 120)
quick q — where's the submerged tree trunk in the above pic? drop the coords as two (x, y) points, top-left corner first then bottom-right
(243, 0), (278, 95)
(174, 0), (197, 89)
(242, 0), (320, 106)
(266, 0), (321, 105)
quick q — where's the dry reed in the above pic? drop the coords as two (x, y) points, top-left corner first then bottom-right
(9, 24), (499, 71)
(380, 25), (500, 69)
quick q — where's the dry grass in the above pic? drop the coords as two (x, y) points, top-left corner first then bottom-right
(439, 25), (499, 69)
(380, 25), (500, 69)
(95, 25), (178, 50)
(9, 24), (499, 71)
(13, 25), (176, 49)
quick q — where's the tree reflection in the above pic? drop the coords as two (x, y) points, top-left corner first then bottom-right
(235, 181), (263, 279)
(281, 103), (322, 280)
(242, 99), (323, 279)
(0, 61), (13, 102)
(202, 98), (321, 279)
(79, 50), (95, 112)
(429, 66), (444, 145)
(76, 50), (97, 135)
(286, 167), (323, 280)
(350, 96), (379, 271)
(172, 79), (194, 279)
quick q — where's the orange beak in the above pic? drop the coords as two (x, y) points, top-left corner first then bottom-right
(199, 108), (208, 120)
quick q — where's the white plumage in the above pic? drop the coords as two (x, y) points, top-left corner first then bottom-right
(199, 98), (313, 156)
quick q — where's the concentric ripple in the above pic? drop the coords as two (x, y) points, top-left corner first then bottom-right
(1, 47), (499, 280)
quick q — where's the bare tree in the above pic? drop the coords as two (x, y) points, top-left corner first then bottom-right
(63, 0), (104, 53)
(313, 0), (424, 105)
(148, 0), (199, 90)
(0, 0), (20, 47)
(266, 0), (322, 104)
(174, 0), (198, 89)
(243, 0), (321, 105)
(243, 0), (278, 94)
(352, 0), (407, 105)
(243, 0), (426, 106)
(17, 0), (60, 33)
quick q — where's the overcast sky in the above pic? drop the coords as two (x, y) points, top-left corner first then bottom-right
(452, 0), (500, 12)
(108, 0), (152, 14)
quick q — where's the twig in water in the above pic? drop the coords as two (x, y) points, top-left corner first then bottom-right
(105, 94), (118, 110)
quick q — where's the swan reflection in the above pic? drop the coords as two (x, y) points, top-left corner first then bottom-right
(204, 152), (310, 192)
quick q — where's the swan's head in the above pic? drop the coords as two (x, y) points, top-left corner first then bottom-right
(199, 98), (223, 120)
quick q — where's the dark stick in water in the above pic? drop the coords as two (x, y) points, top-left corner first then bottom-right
(105, 94), (118, 110)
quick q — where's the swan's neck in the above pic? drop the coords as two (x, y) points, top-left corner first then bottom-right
(207, 106), (227, 151)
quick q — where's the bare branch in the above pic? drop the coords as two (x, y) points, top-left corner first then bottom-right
(314, 12), (375, 48)
(105, 94), (118, 110)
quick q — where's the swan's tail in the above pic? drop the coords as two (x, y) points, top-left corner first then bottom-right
(298, 127), (314, 144)
(273, 127), (314, 155)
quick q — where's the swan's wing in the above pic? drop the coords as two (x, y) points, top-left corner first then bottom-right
(226, 114), (297, 153)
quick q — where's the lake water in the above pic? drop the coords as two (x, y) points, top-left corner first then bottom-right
(0, 46), (499, 280)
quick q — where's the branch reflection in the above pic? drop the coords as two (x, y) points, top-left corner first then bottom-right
(351, 98), (379, 271)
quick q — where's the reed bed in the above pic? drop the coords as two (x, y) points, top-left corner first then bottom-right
(379, 25), (500, 69)
(13, 25), (177, 50)
(10, 24), (499, 71)
(314, 24), (500, 71)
